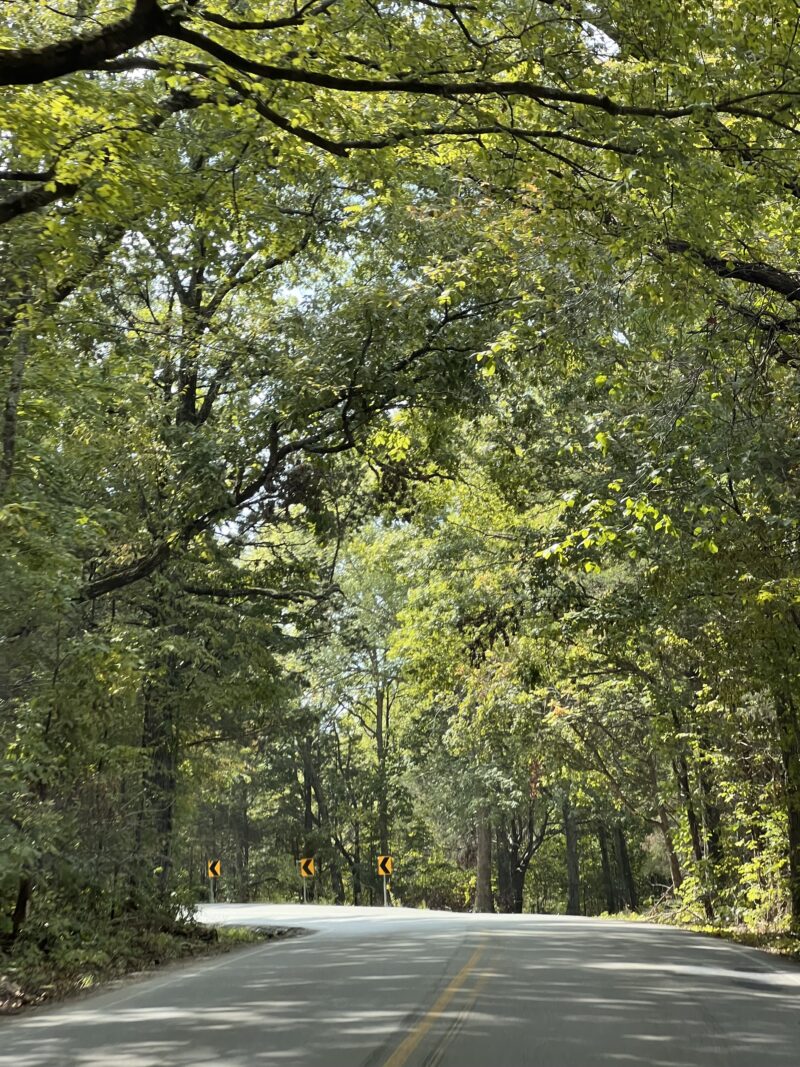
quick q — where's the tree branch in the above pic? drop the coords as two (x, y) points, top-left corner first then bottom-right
(183, 583), (338, 602)
(197, 0), (337, 32)
(0, 0), (167, 86)
(666, 239), (800, 301)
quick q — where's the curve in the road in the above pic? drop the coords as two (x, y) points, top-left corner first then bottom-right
(1, 906), (798, 1067)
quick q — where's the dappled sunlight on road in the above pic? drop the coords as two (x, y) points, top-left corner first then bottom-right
(1, 909), (798, 1066)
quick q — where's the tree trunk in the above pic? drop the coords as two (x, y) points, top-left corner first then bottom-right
(475, 809), (494, 912)
(673, 753), (706, 868)
(658, 804), (684, 891)
(698, 756), (723, 864)
(0, 334), (27, 500)
(597, 823), (617, 913)
(301, 737), (314, 834)
(140, 686), (178, 901)
(373, 674), (392, 906)
(352, 821), (362, 905)
(775, 693), (800, 928)
(563, 797), (580, 915)
(650, 755), (683, 892)
(613, 822), (638, 911)
(329, 855), (346, 905)
(495, 820), (514, 913)
(671, 711), (713, 919)
(10, 876), (33, 942)
(496, 809), (541, 913)
(308, 763), (345, 904)
(235, 781), (250, 902)
(510, 865), (526, 913)
(375, 684), (389, 858)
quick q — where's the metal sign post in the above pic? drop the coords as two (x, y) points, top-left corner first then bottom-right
(299, 857), (315, 903)
(207, 859), (221, 902)
(377, 855), (393, 907)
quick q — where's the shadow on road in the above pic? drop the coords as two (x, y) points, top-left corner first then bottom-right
(1, 914), (797, 1067)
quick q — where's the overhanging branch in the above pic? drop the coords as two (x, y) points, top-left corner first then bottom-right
(666, 239), (800, 301)
(182, 583), (339, 601)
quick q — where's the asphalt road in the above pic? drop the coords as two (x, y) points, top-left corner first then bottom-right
(1, 904), (799, 1066)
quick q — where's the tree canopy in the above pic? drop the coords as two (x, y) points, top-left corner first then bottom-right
(4, 1), (800, 990)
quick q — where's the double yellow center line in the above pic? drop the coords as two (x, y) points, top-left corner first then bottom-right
(382, 939), (488, 1067)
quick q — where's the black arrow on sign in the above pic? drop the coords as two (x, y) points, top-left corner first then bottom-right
(208, 860), (220, 878)
(378, 856), (392, 876)
(300, 858), (314, 877)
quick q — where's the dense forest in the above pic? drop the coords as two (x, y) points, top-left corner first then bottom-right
(3, 0), (800, 980)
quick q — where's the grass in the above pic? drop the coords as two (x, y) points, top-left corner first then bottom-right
(0, 920), (302, 1015)
(598, 908), (800, 962)
(671, 922), (800, 961)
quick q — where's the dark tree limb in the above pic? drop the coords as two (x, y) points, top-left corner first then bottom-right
(0, 179), (79, 226)
(666, 239), (800, 301)
(198, 0), (338, 32)
(0, 0), (167, 86)
(4, 0), (798, 141)
(182, 584), (338, 601)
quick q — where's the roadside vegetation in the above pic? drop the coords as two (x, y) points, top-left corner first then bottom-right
(4, 0), (800, 995)
(599, 910), (800, 964)
(0, 922), (284, 1014)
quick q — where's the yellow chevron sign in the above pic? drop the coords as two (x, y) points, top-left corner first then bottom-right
(207, 859), (221, 879)
(378, 855), (393, 876)
(299, 857), (315, 878)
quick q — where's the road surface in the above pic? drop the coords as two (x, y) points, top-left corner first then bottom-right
(1, 905), (798, 1065)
